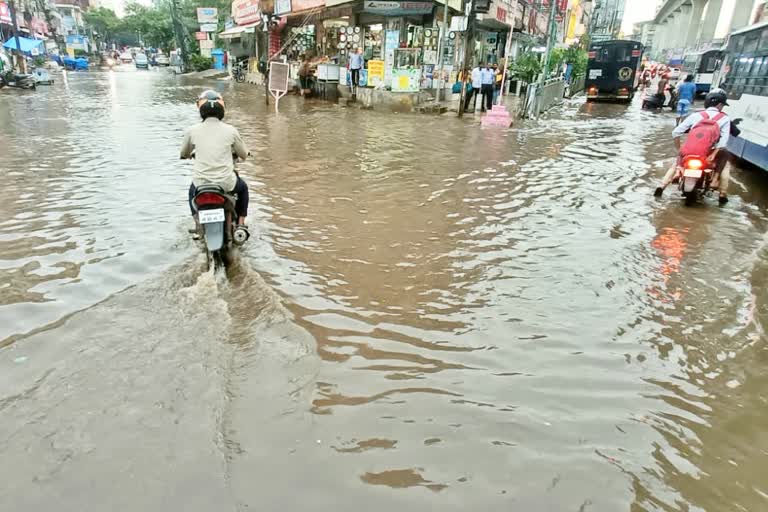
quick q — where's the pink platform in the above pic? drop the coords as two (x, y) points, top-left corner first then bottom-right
(481, 104), (513, 128)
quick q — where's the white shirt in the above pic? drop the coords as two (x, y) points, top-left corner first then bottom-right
(480, 67), (495, 85)
(180, 117), (248, 191)
(471, 67), (482, 89)
(672, 106), (731, 149)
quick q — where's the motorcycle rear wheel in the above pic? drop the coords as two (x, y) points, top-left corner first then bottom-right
(684, 192), (696, 207)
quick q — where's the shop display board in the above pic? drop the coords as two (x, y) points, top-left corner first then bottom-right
(391, 68), (420, 92)
(384, 30), (399, 87)
(367, 59), (384, 87)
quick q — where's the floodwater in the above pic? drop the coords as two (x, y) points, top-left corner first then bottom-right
(1, 69), (767, 512)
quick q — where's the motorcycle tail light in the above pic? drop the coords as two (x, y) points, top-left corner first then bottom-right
(684, 158), (704, 170)
(195, 192), (226, 206)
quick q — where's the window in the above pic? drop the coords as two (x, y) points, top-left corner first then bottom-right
(752, 57), (765, 76)
(702, 54), (719, 72)
(745, 34), (759, 54)
(733, 34), (745, 53)
(760, 28), (768, 52)
(759, 55), (768, 76)
(614, 45), (631, 62)
(594, 46), (613, 62)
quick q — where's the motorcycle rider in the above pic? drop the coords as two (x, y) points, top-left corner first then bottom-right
(180, 90), (250, 229)
(654, 90), (732, 204)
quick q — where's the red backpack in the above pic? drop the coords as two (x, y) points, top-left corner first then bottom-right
(680, 111), (726, 157)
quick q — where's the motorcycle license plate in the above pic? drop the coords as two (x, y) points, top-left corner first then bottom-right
(199, 209), (225, 224)
(683, 169), (703, 179)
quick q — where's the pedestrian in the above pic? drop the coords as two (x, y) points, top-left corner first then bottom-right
(464, 63), (482, 112)
(675, 74), (697, 125)
(480, 63), (495, 112)
(349, 47), (363, 91)
(298, 54), (312, 96)
(493, 64), (503, 105)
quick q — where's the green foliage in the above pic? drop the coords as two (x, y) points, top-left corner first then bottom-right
(511, 52), (542, 83)
(549, 45), (588, 77)
(189, 53), (212, 71)
(83, 7), (120, 41)
(121, 2), (175, 49)
(33, 56), (46, 66)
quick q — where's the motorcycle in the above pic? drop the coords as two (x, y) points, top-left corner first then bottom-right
(678, 154), (715, 206)
(232, 63), (246, 83)
(0, 71), (36, 90)
(192, 185), (249, 269)
(642, 86), (678, 111)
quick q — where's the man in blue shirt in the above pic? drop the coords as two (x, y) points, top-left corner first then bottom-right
(480, 64), (495, 112)
(676, 74), (697, 125)
(349, 48), (364, 90)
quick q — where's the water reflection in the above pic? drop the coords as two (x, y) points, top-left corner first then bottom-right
(1, 72), (768, 511)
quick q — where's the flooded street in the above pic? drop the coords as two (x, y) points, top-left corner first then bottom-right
(1, 70), (768, 511)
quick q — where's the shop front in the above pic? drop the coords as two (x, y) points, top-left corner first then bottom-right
(220, 0), (264, 73)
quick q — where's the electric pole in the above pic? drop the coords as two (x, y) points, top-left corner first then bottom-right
(170, 0), (188, 71)
(534, 0), (558, 117)
(435, 1), (449, 103)
(457, 0), (476, 118)
(8, 0), (25, 72)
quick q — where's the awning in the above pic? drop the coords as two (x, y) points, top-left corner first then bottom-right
(3, 36), (45, 54)
(219, 20), (260, 39)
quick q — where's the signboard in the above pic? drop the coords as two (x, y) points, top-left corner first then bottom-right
(384, 29), (398, 86)
(268, 61), (290, 112)
(290, 0), (324, 12)
(195, 31), (208, 40)
(231, 0), (259, 24)
(0, 2), (11, 24)
(197, 7), (218, 23)
(199, 39), (215, 49)
(66, 34), (88, 51)
(201, 48), (212, 57)
(200, 23), (217, 32)
(274, 0), (291, 14)
(391, 68), (420, 92)
(362, 1), (433, 15)
(367, 59), (384, 86)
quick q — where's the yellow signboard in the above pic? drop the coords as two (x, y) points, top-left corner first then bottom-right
(367, 59), (384, 87)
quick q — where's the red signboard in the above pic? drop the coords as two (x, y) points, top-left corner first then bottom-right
(231, 0), (260, 24)
(195, 31), (208, 40)
(290, 0), (323, 13)
(0, 2), (11, 24)
(496, 6), (507, 23)
(631, 50), (641, 57)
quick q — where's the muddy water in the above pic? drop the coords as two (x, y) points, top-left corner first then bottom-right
(1, 70), (767, 511)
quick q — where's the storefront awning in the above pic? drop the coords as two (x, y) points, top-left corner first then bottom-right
(219, 20), (260, 39)
(3, 36), (45, 54)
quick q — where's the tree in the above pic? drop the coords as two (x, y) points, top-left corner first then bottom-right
(511, 52), (543, 84)
(121, 2), (175, 49)
(84, 7), (120, 42)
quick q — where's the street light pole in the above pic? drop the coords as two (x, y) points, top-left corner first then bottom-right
(8, 0), (25, 72)
(170, 0), (188, 71)
(435, 0), (449, 103)
(534, 0), (558, 117)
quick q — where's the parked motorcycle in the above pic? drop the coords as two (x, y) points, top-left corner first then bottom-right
(678, 155), (715, 206)
(232, 62), (246, 83)
(0, 71), (36, 90)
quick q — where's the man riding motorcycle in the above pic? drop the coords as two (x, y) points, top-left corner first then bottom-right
(180, 90), (250, 232)
(654, 90), (732, 204)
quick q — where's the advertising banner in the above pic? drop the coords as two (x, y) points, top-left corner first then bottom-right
(274, 0), (291, 14)
(200, 23), (217, 31)
(231, 0), (260, 24)
(199, 39), (215, 49)
(0, 2), (11, 24)
(362, 1), (433, 15)
(367, 59), (384, 86)
(195, 32), (208, 40)
(197, 7), (218, 23)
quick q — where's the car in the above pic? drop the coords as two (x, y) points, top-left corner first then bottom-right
(135, 53), (149, 69)
(119, 52), (132, 63)
(155, 54), (170, 66)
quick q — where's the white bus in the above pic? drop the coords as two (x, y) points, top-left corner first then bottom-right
(681, 49), (724, 95)
(716, 21), (768, 170)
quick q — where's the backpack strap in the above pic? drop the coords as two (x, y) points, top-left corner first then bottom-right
(712, 112), (726, 123)
(700, 111), (710, 121)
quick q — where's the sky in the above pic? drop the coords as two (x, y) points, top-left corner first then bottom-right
(621, 0), (661, 34)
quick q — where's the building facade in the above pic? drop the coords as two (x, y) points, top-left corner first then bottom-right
(590, 0), (624, 41)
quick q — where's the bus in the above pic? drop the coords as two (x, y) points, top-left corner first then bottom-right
(681, 49), (724, 95)
(585, 40), (644, 103)
(715, 21), (768, 170)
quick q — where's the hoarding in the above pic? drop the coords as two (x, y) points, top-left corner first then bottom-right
(197, 7), (218, 22)
(200, 23), (218, 31)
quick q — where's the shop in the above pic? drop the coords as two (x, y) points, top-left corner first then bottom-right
(220, 0), (264, 70)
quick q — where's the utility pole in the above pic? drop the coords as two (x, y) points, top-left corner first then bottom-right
(457, 0), (475, 118)
(8, 0), (25, 72)
(170, 0), (188, 71)
(435, 0), (449, 103)
(534, 0), (558, 117)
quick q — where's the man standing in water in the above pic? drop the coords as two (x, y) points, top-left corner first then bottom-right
(676, 74), (697, 125)
(349, 48), (364, 93)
